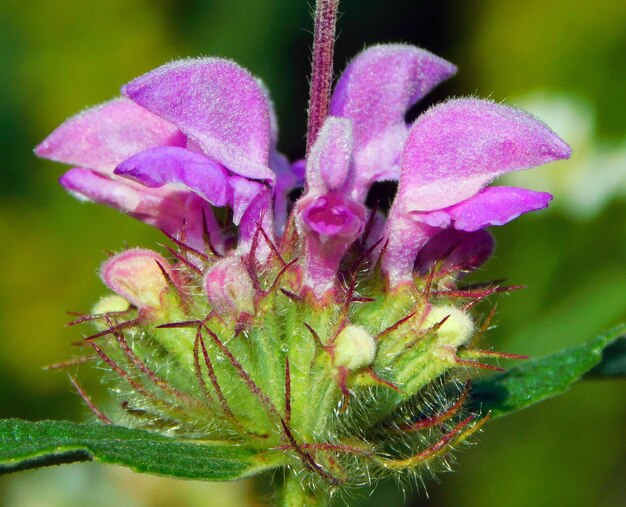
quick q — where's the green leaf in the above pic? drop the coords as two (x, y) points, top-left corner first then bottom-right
(585, 334), (626, 378)
(0, 419), (282, 480)
(469, 324), (626, 419)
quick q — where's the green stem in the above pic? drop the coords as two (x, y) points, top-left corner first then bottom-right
(276, 472), (330, 507)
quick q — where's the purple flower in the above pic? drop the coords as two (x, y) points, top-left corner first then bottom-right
(36, 59), (282, 256)
(36, 44), (570, 299)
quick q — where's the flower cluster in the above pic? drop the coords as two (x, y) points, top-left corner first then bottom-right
(37, 44), (569, 489)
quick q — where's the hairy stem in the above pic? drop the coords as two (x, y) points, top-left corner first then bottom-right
(276, 472), (330, 507)
(306, 0), (339, 155)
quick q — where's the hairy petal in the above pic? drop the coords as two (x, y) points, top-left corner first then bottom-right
(123, 58), (274, 182)
(35, 98), (185, 173)
(114, 146), (231, 207)
(383, 215), (437, 288)
(415, 229), (494, 277)
(396, 98), (571, 212)
(414, 186), (553, 231)
(61, 168), (222, 252)
(305, 117), (354, 194)
(382, 99), (570, 286)
(237, 187), (274, 258)
(350, 124), (408, 201)
(298, 193), (366, 298)
(330, 44), (457, 199)
(229, 176), (265, 226)
(331, 44), (456, 148)
(60, 168), (187, 228)
(272, 152), (304, 236)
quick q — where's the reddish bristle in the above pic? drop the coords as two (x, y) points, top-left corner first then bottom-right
(399, 380), (471, 432)
(160, 228), (208, 261)
(201, 208), (224, 258)
(163, 245), (204, 276)
(376, 312), (416, 341)
(68, 374), (112, 424)
(43, 355), (97, 370)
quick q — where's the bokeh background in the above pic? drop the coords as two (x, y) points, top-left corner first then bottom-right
(1, 0), (624, 506)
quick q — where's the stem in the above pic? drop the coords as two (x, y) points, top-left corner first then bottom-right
(276, 472), (330, 507)
(306, 0), (339, 155)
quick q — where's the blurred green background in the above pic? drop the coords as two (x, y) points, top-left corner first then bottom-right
(0, 0), (624, 506)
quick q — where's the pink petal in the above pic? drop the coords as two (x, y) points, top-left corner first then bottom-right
(298, 193), (366, 298)
(382, 99), (570, 287)
(236, 187), (274, 258)
(381, 214), (436, 288)
(114, 146), (231, 207)
(397, 98), (571, 212)
(272, 151), (303, 236)
(229, 176), (265, 226)
(331, 44), (456, 147)
(123, 58), (275, 182)
(350, 124), (408, 201)
(60, 168), (187, 228)
(306, 117), (353, 193)
(35, 97), (185, 173)
(301, 193), (364, 238)
(414, 186), (553, 232)
(204, 256), (256, 317)
(415, 229), (494, 277)
(60, 168), (224, 253)
(330, 44), (457, 199)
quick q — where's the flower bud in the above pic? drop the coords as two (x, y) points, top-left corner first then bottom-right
(333, 325), (377, 371)
(91, 295), (130, 314)
(100, 249), (174, 309)
(204, 256), (255, 317)
(423, 305), (474, 348)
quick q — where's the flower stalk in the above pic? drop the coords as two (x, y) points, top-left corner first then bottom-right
(306, 0), (340, 155)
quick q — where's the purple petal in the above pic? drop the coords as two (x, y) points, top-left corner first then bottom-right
(237, 187), (275, 260)
(35, 98), (185, 173)
(114, 146), (231, 207)
(229, 176), (265, 226)
(291, 159), (306, 181)
(330, 44), (457, 199)
(272, 151), (303, 236)
(298, 193), (366, 298)
(415, 229), (495, 277)
(60, 167), (187, 227)
(397, 98), (571, 212)
(301, 193), (364, 238)
(123, 58), (275, 182)
(60, 168), (224, 252)
(306, 117), (353, 193)
(382, 99), (570, 287)
(414, 186), (553, 232)
(350, 124), (408, 201)
(331, 44), (456, 148)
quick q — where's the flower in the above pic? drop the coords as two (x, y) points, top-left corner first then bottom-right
(37, 43), (570, 489)
(37, 45), (569, 296)
(35, 59), (283, 256)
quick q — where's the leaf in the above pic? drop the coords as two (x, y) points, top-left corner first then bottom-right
(585, 334), (626, 378)
(0, 419), (282, 480)
(469, 324), (626, 419)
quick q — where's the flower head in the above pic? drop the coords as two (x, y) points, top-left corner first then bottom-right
(37, 43), (570, 490)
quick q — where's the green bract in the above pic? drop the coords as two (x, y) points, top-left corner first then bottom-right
(75, 242), (494, 490)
